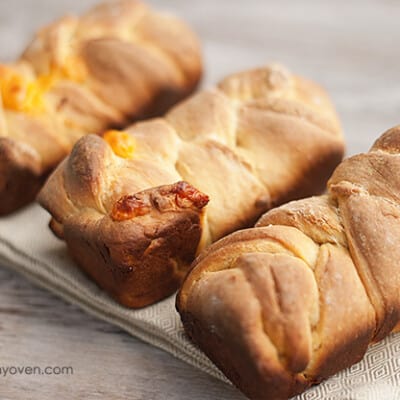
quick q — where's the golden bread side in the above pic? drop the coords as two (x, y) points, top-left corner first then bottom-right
(38, 64), (344, 307)
(177, 126), (400, 399)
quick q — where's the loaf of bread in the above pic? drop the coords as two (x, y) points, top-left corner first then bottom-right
(177, 126), (400, 400)
(38, 64), (344, 308)
(0, 0), (202, 215)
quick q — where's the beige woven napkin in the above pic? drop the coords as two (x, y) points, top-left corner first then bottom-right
(0, 204), (399, 400)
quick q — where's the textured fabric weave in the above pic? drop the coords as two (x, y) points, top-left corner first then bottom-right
(0, 204), (399, 399)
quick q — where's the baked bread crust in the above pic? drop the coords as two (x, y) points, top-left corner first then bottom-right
(177, 126), (400, 400)
(38, 64), (344, 308)
(0, 0), (202, 215)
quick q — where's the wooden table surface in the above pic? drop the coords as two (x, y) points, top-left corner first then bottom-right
(0, 1), (399, 399)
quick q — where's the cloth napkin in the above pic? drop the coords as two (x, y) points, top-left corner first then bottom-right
(0, 204), (399, 400)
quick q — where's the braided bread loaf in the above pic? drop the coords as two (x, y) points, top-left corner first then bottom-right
(177, 126), (400, 400)
(0, 0), (202, 215)
(38, 64), (343, 308)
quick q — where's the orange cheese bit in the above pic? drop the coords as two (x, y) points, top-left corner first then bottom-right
(0, 71), (47, 113)
(0, 66), (56, 114)
(0, 56), (87, 114)
(103, 130), (136, 159)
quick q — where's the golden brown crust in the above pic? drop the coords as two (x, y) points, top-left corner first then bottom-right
(39, 133), (208, 308)
(38, 64), (344, 308)
(64, 183), (207, 308)
(0, 137), (44, 215)
(0, 0), (202, 215)
(177, 126), (400, 400)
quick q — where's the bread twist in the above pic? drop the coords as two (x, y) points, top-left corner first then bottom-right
(38, 64), (343, 308)
(0, 0), (202, 214)
(177, 126), (400, 400)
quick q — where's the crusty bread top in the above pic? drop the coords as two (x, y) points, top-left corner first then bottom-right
(39, 64), (344, 249)
(177, 126), (400, 399)
(0, 0), (202, 172)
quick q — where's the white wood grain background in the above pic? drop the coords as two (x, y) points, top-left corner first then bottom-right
(0, 0), (399, 399)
